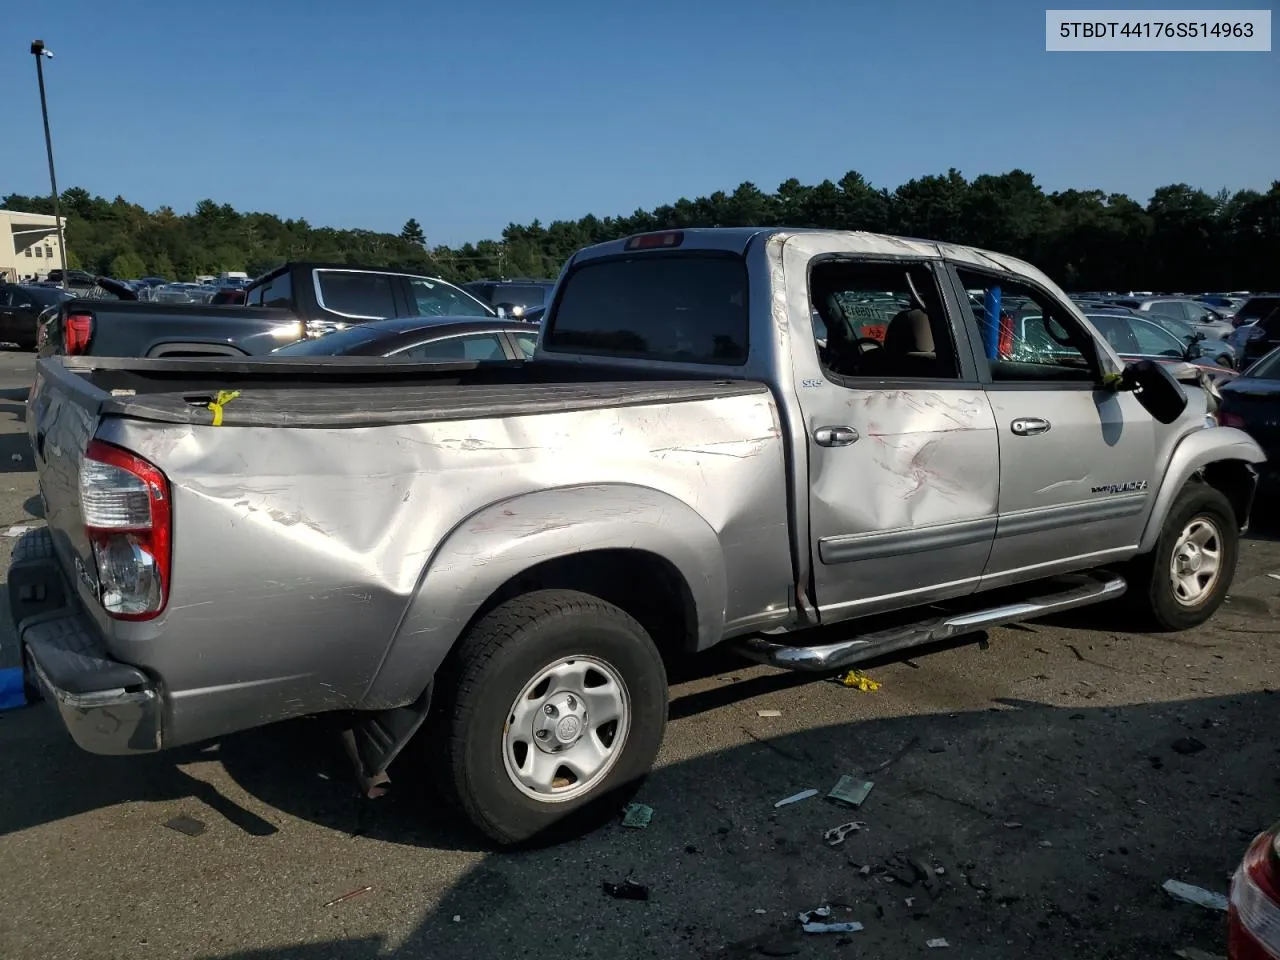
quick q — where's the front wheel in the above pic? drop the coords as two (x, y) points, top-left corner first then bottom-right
(432, 589), (668, 846)
(1123, 484), (1239, 630)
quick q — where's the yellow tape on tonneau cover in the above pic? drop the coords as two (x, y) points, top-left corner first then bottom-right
(207, 390), (241, 426)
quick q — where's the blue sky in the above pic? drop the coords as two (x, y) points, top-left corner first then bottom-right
(2, 0), (1276, 246)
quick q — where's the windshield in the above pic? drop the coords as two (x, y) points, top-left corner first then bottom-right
(408, 278), (493, 317)
(271, 325), (386, 356)
(546, 254), (748, 364)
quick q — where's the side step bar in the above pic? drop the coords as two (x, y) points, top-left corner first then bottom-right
(734, 572), (1126, 672)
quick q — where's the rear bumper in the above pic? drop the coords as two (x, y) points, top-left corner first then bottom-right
(8, 528), (161, 755)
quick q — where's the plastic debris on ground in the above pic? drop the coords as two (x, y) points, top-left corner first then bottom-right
(927, 938), (951, 948)
(756, 709), (782, 718)
(323, 886), (372, 907)
(163, 815), (207, 837)
(621, 802), (653, 829)
(0, 667), (27, 711)
(835, 669), (881, 691)
(1162, 879), (1228, 912)
(823, 820), (866, 847)
(797, 906), (863, 935)
(828, 775), (874, 808)
(602, 879), (649, 901)
(774, 788), (818, 808)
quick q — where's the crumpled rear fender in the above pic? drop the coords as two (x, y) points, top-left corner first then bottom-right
(1138, 427), (1266, 553)
(361, 483), (728, 709)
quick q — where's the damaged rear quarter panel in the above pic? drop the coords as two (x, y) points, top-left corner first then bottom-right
(99, 390), (790, 741)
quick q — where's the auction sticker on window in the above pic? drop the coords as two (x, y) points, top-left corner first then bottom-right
(1046, 9), (1271, 50)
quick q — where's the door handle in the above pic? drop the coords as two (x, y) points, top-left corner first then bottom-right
(814, 425), (859, 447)
(1010, 417), (1051, 436)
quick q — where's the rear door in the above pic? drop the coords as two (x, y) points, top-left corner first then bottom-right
(944, 264), (1156, 588)
(781, 236), (1000, 619)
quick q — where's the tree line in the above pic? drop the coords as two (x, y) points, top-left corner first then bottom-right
(4, 170), (1278, 291)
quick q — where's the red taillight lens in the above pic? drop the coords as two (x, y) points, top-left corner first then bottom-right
(1220, 411), (1247, 429)
(79, 439), (172, 621)
(64, 311), (94, 355)
(624, 231), (684, 250)
(1230, 826), (1280, 959)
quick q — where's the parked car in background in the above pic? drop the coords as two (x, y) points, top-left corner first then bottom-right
(210, 287), (247, 305)
(1083, 312), (1237, 381)
(1106, 296), (1235, 341)
(1197, 294), (1247, 317)
(0, 284), (77, 349)
(1218, 351), (1280, 493)
(1236, 300), (1280, 368)
(38, 262), (497, 359)
(44, 269), (98, 288)
(462, 278), (557, 318)
(1230, 295), (1280, 331)
(1227, 817), (1280, 958)
(269, 316), (537, 361)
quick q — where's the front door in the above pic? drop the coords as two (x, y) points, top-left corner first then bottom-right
(945, 264), (1156, 588)
(781, 236), (1000, 621)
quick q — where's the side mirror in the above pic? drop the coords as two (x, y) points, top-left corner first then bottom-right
(1119, 359), (1188, 424)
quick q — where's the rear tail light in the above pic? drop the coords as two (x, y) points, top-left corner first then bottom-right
(1229, 825), (1280, 959)
(64, 310), (94, 355)
(1219, 411), (1247, 429)
(79, 440), (171, 620)
(624, 231), (684, 250)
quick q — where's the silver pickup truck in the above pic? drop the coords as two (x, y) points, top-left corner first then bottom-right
(11, 228), (1265, 846)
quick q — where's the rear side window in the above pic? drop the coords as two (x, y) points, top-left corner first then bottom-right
(315, 270), (397, 318)
(546, 255), (748, 365)
(259, 272), (293, 308)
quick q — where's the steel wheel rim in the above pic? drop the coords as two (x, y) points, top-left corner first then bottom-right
(1169, 515), (1223, 607)
(502, 655), (631, 803)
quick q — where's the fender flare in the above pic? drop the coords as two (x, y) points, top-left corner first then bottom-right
(361, 483), (728, 709)
(1137, 427), (1265, 553)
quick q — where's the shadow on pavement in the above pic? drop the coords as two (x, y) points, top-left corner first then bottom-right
(3, 688), (1275, 959)
(0, 427), (32, 474)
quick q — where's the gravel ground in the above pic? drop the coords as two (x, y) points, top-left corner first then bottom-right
(0, 348), (1276, 960)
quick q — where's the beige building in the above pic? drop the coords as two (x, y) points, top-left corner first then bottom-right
(0, 209), (65, 283)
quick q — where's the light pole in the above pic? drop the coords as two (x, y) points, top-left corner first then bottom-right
(30, 39), (68, 289)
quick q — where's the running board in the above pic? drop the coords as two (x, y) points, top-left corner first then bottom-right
(734, 572), (1126, 672)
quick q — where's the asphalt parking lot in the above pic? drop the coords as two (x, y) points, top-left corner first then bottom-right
(0, 348), (1277, 960)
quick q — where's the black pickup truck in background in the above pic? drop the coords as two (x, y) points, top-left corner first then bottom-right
(37, 262), (498, 358)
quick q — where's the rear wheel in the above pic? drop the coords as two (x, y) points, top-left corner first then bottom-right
(1123, 484), (1238, 630)
(432, 589), (668, 846)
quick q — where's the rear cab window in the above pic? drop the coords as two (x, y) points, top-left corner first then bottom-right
(314, 270), (398, 319)
(544, 254), (748, 364)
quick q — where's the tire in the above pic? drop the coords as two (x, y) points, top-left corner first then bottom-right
(1123, 484), (1238, 631)
(431, 589), (668, 847)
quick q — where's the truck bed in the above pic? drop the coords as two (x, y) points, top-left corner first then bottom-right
(44, 355), (770, 428)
